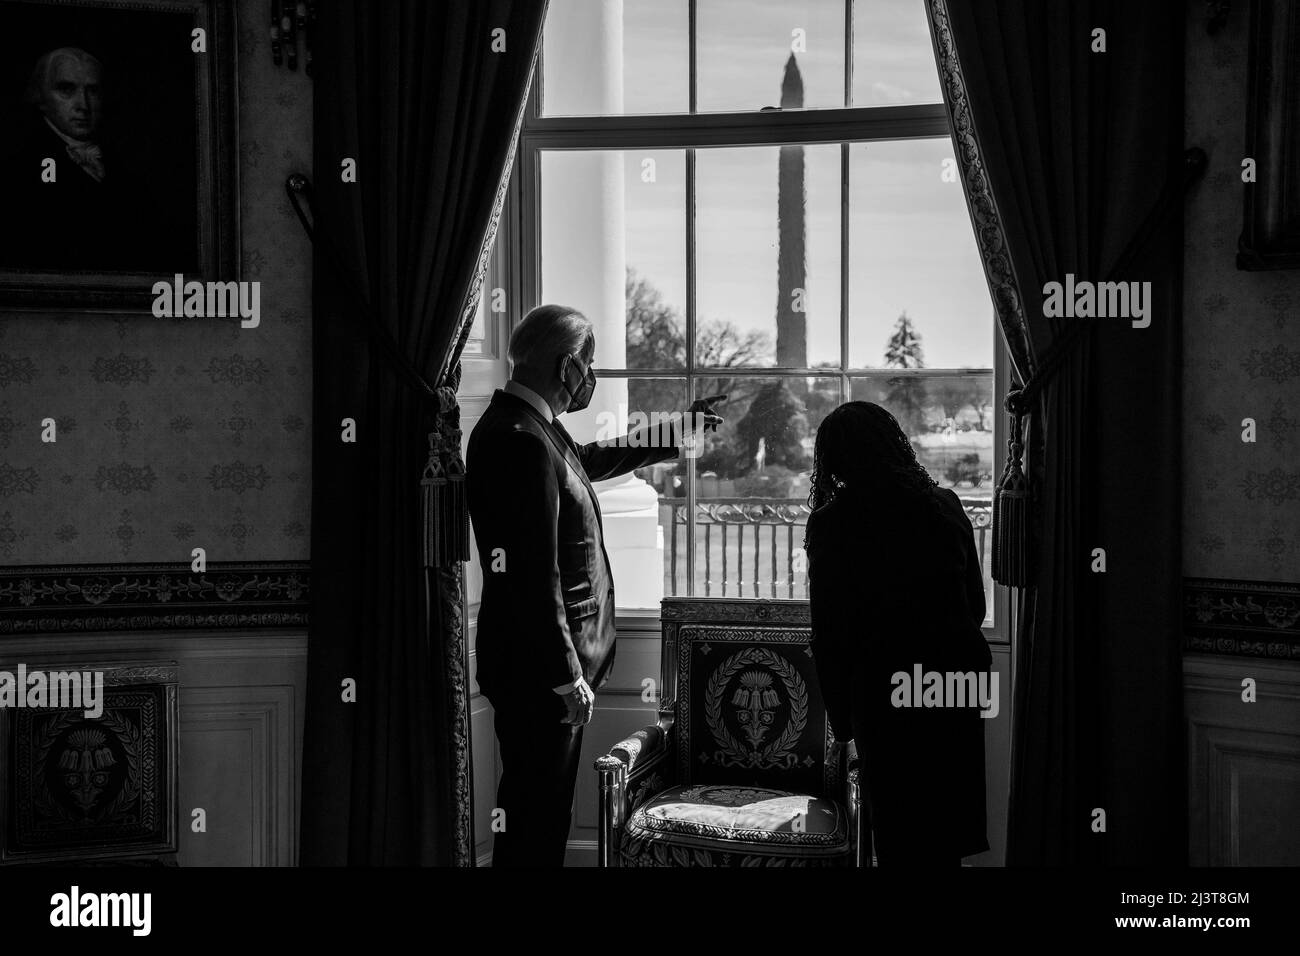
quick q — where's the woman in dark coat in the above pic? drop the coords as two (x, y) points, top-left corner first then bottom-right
(805, 401), (992, 866)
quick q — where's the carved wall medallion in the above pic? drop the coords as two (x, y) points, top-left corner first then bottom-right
(3, 661), (178, 863)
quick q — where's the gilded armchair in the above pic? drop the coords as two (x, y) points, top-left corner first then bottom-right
(595, 597), (865, 867)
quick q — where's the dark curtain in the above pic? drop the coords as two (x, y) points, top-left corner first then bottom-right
(301, 0), (548, 866)
(928, 0), (1186, 864)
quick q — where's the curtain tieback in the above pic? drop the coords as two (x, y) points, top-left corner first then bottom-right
(286, 173), (470, 567)
(421, 362), (470, 567)
(991, 147), (1207, 588)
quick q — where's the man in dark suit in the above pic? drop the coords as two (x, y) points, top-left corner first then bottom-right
(467, 303), (721, 866)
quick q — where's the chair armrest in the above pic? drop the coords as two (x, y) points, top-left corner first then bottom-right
(603, 724), (668, 775)
(594, 721), (673, 867)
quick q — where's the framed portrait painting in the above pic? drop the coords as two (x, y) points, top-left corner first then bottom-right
(0, 0), (237, 310)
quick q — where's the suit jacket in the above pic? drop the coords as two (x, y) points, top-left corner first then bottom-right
(467, 389), (679, 702)
(806, 484), (992, 857)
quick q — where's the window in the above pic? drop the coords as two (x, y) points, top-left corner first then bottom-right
(463, 283), (488, 356)
(518, 0), (1003, 627)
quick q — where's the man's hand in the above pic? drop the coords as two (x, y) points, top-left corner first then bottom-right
(559, 677), (596, 728)
(680, 395), (726, 459)
(685, 393), (727, 433)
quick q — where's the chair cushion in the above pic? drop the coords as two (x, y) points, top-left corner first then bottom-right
(621, 783), (850, 866)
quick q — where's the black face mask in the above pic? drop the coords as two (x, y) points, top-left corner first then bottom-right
(561, 352), (597, 413)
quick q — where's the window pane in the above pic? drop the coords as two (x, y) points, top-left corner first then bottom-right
(542, 0), (689, 116)
(850, 0), (942, 105)
(672, 375), (841, 599)
(462, 282), (488, 356)
(850, 371), (994, 623)
(696, 144), (842, 368)
(541, 150), (687, 370)
(848, 138), (992, 368)
(696, 0), (846, 112)
(563, 376), (687, 611)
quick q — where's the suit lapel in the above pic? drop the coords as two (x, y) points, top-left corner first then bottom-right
(493, 390), (604, 521)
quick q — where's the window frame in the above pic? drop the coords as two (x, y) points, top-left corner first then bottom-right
(501, 1), (1010, 644)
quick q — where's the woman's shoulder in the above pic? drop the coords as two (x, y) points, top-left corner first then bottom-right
(945, 487), (979, 522)
(932, 487), (977, 541)
(936, 486), (965, 512)
(807, 494), (853, 526)
(805, 497), (853, 547)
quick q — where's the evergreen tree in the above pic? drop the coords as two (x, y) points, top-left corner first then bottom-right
(883, 311), (928, 436)
(884, 311), (925, 368)
(734, 380), (809, 472)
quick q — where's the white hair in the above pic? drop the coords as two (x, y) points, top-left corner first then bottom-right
(25, 47), (103, 107)
(508, 304), (593, 371)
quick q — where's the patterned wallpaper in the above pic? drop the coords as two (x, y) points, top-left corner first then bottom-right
(0, 0), (313, 567)
(1183, 4), (1299, 585)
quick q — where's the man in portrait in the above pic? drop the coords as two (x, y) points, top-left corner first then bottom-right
(0, 45), (163, 271)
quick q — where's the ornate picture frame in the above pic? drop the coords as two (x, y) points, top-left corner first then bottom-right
(0, 0), (238, 310)
(1238, 0), (1300, 270)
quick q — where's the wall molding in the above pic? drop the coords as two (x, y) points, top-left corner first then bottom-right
(1184, 577), (1300, 660)
(0, 562), (310, 636)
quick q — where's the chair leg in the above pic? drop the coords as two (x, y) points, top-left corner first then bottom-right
(595, 756), (627, 868)
(847, 767), (867, 867)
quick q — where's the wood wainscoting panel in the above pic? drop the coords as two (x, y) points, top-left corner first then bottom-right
(179, 686), (297, 866)
(567, 631), (661, 865)
(470, 689), (496, 866)
(967, 641), (1011, 867)
(1185, 654), (1300, 865)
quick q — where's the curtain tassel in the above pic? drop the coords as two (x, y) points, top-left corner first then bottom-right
(991, 388), (1032, 588)
(421, 431), (446, 568)
(445, 452), (470, 564)
(422, 429), (470, 568)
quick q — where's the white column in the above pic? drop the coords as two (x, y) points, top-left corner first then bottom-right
(539, 0), (664, 609)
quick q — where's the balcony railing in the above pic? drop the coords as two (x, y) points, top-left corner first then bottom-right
(659, 496), (993, 610)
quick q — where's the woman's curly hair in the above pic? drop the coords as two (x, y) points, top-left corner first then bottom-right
(806, 401), (939, 516)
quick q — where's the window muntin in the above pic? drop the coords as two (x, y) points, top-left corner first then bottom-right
(528, 0), (999, 626)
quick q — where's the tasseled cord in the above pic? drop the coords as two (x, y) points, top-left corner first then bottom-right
(422, 385), (470, 568)
(991, 386), (1032, 588)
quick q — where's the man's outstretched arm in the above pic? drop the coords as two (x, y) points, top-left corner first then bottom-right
(576, 396), (724, 482)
